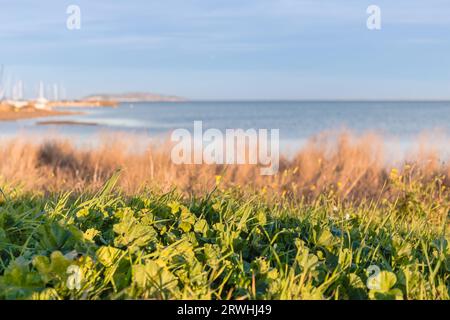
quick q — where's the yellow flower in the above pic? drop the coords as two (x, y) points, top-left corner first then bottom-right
(390, 168), (399, 180)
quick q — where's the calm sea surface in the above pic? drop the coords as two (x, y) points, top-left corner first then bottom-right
(1, 101), (449, 157)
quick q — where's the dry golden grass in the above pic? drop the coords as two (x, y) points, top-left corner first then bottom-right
(0, 131), (448, 201)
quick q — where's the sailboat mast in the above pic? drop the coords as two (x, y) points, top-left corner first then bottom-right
(39, 81), (45, 99)
(0, 65), (4, 100)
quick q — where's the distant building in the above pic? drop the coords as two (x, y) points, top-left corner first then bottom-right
(35, 81), (50, 110)
(34, 97), (49, 110)
(6, 100), (28, 109)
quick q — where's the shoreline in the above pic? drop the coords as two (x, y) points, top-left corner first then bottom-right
(0, 108), (81, 121)
(36, 120), (98, 126)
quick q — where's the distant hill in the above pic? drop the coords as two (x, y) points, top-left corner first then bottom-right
(84, 92), (186, 102)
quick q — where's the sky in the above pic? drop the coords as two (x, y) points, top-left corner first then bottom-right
(1, 0), (450, 100)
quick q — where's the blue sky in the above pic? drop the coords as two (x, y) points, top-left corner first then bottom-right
(1, 0), (450, 100)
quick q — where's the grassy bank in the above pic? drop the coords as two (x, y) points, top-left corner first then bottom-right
(0, 170), (449, 300)
(1, 131), (449, 200)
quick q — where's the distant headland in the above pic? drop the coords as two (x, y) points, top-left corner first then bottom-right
(84, 92), (186, 103)
(0, 90), (185, 120)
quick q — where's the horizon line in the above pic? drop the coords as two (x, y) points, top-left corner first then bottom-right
(121, 98), (450, 103)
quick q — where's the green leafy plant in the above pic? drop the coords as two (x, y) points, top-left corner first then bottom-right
(0, 173), (448, 300)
